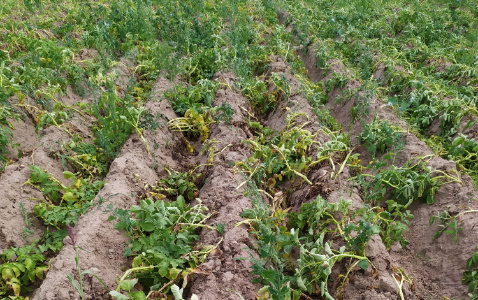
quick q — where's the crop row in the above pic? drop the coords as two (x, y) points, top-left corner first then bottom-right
(278, 0), (478, 184)
(276, 0), (478, 298)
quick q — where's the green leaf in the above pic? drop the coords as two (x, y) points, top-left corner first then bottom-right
(467, 252), (478, 269)
(124, 247), (133, 257)
(81, 270), (110, 291)
(24, 257), (34, 271)
(371, 225), (381, 234)
(292, 289), (301, 300)
(26, 265), (37, 280)
(324, 291), (335, 300)
(140, 222), (155, 232)
(157, 260), (170, 277)
(324, 243), (333, 255)
(296, 277), (307, 291)
(171, 284), (184, 300)
(176, 195), (186, 208)
(63, 191), (75, 202)
(131, 291), (147, 300)
(109, 290), (130, 300)
(358, 259), (370, 270)
(452, 135), (465, 146)
(14, 264), (24, 274)
(67, 273), (82, 297)
(63, 171), (77, 180)
(119, 278), (138, 292)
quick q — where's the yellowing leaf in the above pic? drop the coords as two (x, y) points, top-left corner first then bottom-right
(2, 268), (13, 281)
(169, 268), (182, 280)
(36, 266), (49, 279)
(185, 140), (195, 153)
(256, 286), (271, 299)
(63, 191), (75, 202)
(201, 126), (209, 141)
(24, 257), (33, 271)
(11, 279), (21, 296)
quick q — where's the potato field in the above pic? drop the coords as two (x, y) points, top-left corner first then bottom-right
(0, 0), (477, 299)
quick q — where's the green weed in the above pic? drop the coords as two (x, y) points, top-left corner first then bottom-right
(0, 101), (20, 171)
(430, 206), (478, 244)
(464, 251), (478, 299)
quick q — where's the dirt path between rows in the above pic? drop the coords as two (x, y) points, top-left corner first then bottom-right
(189, 72), (261, 299)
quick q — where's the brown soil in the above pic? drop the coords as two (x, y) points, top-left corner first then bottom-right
(0, 111), (78, 252)
(189, 73), (261, 300)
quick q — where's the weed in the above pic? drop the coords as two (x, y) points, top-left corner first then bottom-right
(325, 72), (349, 93)
(0, 101), (20, 170)
(91, 90), (135, 163)
(20, 202), (34, 241)
(216, 223), (225, 235)
(66, 225), (109, 300)
(216, 102), (235, 124)
(138, 108), (162, 131)
(429, 206), (478, 244)
(350, 94), (371, 127)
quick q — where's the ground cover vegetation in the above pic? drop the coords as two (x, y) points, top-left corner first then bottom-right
(0, 0), (477, 299)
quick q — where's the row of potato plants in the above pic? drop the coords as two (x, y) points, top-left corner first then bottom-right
(0, 0), (206, 297)
(276, 0), (478, 298)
